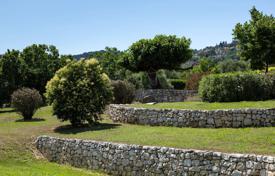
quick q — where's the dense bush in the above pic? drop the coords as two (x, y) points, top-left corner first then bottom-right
(11, 88), (43, 120)
(157, 70), (173, 89)
(170, 79), (186, 90)
(186, 72), (209, 90)
(45, 59), (113, 127)
(111, 80), (135, 104)
(213, 59), (250, 73)
(126, 72), (151, 89)
(199, 72), (273, 102)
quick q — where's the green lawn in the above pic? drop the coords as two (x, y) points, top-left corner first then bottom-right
(0, 108), (106, 176)
(0, 106), (275, 176)
(129, 100), (275, 110)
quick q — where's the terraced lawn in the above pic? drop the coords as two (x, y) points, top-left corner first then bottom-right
(129, 100), (275, 110)
(1, 105), (275, 175)
(0, 108), (106, 176)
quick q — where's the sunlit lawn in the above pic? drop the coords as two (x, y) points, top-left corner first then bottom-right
(0, 104), (275, 175)
(130, 100), (275, 110)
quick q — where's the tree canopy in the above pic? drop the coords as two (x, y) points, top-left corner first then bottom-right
(0, 44), (73, 105)
(233, 7), (275, 72)
(122, 35), (192, 88)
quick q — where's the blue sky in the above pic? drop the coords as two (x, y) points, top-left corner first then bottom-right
(0, 0), (274, 54)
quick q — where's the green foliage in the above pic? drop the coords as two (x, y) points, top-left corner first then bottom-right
(192, 57), (216, 73)
(233, 7), (275, 72)
(20, 44), (73, 94)
(0, 50), (22, 105)
(92, 47), (126, 80)
(11, 88), (43, 120)
(122, 35), (192, 88)
(199, 72), (273, 102)
(156, 70), (173, 89)
(111, 80), (135, 104)
(213, 59), (250, 73)
(0, 45), (73, 106)
(126, 72), (151, 89)
(170, 79), (186, 90)
(45, 59), (113, 126)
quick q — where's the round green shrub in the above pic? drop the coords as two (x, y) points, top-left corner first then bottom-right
(199, 72), (273, 102)
(170, 79), (186, 90)
(11, 87), (43, 120)
(111, 80), (135, 104)
(45, 59), (113, 126)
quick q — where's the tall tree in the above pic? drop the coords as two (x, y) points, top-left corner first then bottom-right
(233, 7), (275, 73)
(0, 50), (22, 105)
(95, 47), (126, 80)
(122, 35), (192, 88)
(20, 44), (72, 94)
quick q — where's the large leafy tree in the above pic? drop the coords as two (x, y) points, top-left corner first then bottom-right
(233, 7), (275, 73)
(20, 44), (72, 93)
(90, 47), (126, 80)
(0, 50), (23, 105)
(0, 44), (73, 105)
(122, 35), (192, 88)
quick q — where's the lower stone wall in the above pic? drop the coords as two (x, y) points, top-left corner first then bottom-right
(36, 136), (275, 176)
(108, 104), (275, 128)
(135, 89), (197, 102)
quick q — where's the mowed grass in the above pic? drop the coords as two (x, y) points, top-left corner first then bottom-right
(129, 100), (275, 110)
(0, 105), (275, 176)
(0, 107), (106, 176)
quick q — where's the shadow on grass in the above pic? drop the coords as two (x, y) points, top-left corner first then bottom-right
(54, 123), (121, 134)
(0, 109), (16, 113)
(15, 118), (45, 122)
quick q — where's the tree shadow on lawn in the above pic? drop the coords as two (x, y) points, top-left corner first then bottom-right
(0, 109), (16, 113)
(54, 123), (121, 134)
(15, 118), (45, 122)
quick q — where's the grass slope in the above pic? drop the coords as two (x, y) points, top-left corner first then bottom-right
(0, 108), (106, 176)
(0, 105), (275, 176)
(130, 100), (275, 110)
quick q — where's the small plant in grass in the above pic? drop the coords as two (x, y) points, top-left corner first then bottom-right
(11, 87), (43, 120)
(111, 80), (135, 104)
(45, 59), (113, 127)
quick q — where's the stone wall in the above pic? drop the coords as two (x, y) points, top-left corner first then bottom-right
(135, 89), (197, 102)
(36, 136), (275, 176)
(108, 104), (275, 128)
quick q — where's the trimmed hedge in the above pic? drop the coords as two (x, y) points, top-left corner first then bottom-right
(199, 72), (273, 102)
(170, 79), (186, 90)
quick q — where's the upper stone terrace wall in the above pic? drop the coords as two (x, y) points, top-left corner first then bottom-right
(36, 136), (275, 176)
(135, 89), (197, 102)
(108, 104), (275, 128)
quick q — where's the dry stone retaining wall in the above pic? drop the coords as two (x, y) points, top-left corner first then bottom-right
(36, 136), (275, 176)
(135, 89), (197, 102)
(108, 104), (275, 128)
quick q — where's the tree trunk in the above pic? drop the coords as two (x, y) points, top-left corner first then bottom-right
(147, 71), (160, 89)
(265, 62), (269, 74)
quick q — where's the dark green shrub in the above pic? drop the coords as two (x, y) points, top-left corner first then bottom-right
(111, 80), (135, 104)
(199, 72), (273, 102)
(45, 59), (113, 127)
(170, 79), (186, 90)
(11, 88), (43, 120)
